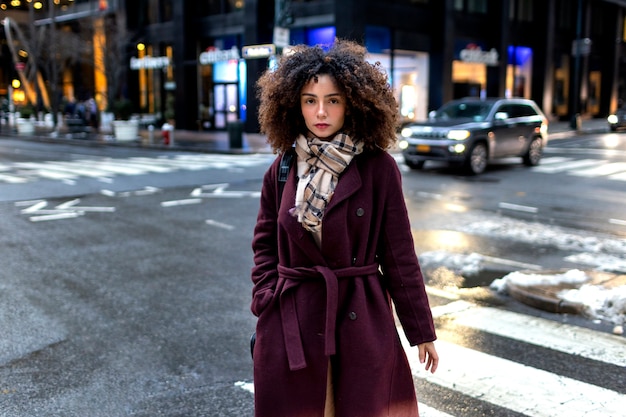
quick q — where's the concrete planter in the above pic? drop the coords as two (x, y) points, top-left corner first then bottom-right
(113, 120), (139, 141)
(16, 118), (35, 135)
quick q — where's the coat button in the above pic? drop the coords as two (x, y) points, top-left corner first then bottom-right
(349, 311), (357, 320)
(356, 208), (365, 217)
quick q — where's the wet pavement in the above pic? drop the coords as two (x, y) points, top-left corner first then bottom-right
(1, 116), (622, 320)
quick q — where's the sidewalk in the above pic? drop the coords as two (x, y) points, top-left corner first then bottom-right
(547, 115), (609, 139)
(0, 116), (611, 154)
(0, 122), (275, 154)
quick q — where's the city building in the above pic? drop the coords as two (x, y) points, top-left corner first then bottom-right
(2, 0), (626, 134)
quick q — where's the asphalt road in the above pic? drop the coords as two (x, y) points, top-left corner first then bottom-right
(1, 133), (624, 416)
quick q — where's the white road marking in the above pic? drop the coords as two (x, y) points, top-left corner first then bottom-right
(531, 159), (606, 173)
(0, 154), (274, 184)
(192, 183), (261, 198)
(16, 161), (112, 178)
(205, 219), (235, 230)
(608, 171), (626, 181)
(16, 199), (115, 221)
(537, 156), (574, 165)
(55, 199), (115, 212)
(498, 202), (539, 213)
(568, 162), (626, 177)
(0, 173), (29, 183)
(29, 212), (83, 222)
(160, 198), (203, 207)
(404, 337), (624, 417)
(432, 301), (626, 367)
(479, 254), (542, 270)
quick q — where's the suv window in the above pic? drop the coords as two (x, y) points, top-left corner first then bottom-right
(497, 103), (538, 118)
(436, 102), (492, 121)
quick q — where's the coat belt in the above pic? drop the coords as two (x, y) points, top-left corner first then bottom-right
(276, 263), (380, 370)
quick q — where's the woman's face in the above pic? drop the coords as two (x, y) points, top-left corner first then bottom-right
(300, 74), (346, 140)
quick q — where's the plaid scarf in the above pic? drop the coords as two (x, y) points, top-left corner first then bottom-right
(292, 133), (363, 233)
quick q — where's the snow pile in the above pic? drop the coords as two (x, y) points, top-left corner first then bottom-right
(459, 218), (626, 263)
(491, 269), (625, 326)
(490, 269), (589, 292)
(559, 284), (626, 326)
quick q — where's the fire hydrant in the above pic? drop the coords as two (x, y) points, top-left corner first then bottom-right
(161, 122), (173, 145)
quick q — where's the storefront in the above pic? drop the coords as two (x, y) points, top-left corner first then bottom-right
(451, 40), (535, 102)
(198, 40), (245, 131)
(130, 44), (173, 123)
(287, 25), (431, 124)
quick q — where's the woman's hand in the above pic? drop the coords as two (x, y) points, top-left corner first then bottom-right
(418, 342), (439, 373)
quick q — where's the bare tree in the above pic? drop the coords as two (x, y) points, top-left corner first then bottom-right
(5, 5), (91, 129)
(92, 13), (133, 112)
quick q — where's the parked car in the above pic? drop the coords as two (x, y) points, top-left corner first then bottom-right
(398, 97), (549, 175)
(607, 106), (626, 131)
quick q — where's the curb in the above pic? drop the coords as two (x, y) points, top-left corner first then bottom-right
(507, 283), (584, 315)
(1, 130), (273, 155)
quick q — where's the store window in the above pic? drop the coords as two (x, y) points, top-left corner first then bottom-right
(365, 26), (429, 122)
(198, 37), (244, 130)
(507, 46), (533, 98)
(452, 41), (496, 98)
(452, 60), (486, 98)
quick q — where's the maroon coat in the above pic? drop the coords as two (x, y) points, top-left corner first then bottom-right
(251, 150), (436, 417)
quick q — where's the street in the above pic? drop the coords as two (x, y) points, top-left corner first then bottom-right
(0, 132), (624, 416)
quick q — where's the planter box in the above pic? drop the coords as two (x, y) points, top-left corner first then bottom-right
(16, 118), (35, 135)
(113, 120), (139, 142)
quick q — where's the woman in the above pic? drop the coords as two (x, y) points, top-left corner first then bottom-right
(251, 39), (438, 417)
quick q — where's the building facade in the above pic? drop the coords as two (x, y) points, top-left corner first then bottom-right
(2, 0), (626, 133)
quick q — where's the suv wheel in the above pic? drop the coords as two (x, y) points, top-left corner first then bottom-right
(464, 142), (488, 175)
(523, 137), (543, 166)
(405, 159), (425, 170)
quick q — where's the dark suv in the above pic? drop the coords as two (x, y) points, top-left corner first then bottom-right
(398, 97), (549, 175)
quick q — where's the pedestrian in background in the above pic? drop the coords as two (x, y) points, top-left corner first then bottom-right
(250, 38), (438, 417)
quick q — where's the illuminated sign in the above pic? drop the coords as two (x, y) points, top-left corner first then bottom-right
(130, 56), (170, 70)
(459, 44), (499, 66)
(242, 44), (276, 59)
(199, 46), (240, 65)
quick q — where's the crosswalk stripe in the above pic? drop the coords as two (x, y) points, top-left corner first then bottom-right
(0, 154), (275, 183)
(15, 161), (112, 178)
(125, 157), (178, 173)
(404, 338), (624, 417)
(418, 404), (455, 417)
(0, 173), (28, 183)
(431, 301), (626, 367)
(87, 161), (151, 175)
(538, 156), (574, 165)
(609, 171), (626, 181)
(568, 162), (626, 177)
(531, 158), (605, 173)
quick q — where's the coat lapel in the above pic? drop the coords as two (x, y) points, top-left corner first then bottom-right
(279, 156), (362, 266)
(280, 168), (327, 265)
(326, 157), (362, 213)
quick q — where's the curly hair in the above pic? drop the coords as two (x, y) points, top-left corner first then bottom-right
(256, 38), (399, 153)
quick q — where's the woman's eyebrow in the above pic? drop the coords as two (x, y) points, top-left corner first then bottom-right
(301, 92), (342, 97)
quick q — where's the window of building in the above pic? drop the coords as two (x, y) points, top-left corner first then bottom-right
(510, 0), (534, 22)
(557, 0), (574, 31)
(161, 0), (174, 21)
(454, 0), (487, 14)
(200, 0), (244, 15)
